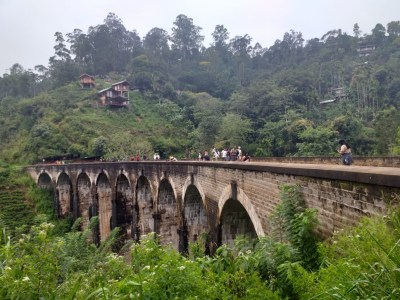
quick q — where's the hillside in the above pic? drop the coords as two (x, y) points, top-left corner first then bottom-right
(0, 79), (195, 164)
(0, 163), (36, 232)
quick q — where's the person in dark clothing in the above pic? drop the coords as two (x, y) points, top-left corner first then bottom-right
(202, 151), (210, 161)
(242, 153), (251, 162)
(338, 139), (353, 165)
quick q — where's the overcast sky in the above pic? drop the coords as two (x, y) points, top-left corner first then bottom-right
(1, 0), (399, 74)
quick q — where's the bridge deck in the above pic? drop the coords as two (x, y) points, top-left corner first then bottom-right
(160, 160), (400, 188)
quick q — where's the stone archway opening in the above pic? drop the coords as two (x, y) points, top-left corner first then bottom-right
(220, 199), (257, 247)
(56, 173), (73, 218)
(183, 185), (208, 254)
(157, 179), (179, 249)
(38, 172), (52, 189)
(135, 175), (153, 241)
(96, 173), (112, 242)
(37, 173), (55, 215)
(115, 174), (133, 245)
(77, 173), (92, 230)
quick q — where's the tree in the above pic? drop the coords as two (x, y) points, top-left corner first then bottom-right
(371, 23), (386, 46)
(0, 64), (37, 98)
(217, 113), (253, 148)
(181, 92), (224, 150)
(79, 12), (142, 74)
(133, 72), (153, 92)
(387, 21), (400, 42)
(353, 23), (361, 38)
(373, 107), (400, 155)
(170, 14), (204, 60)
(52, 32), (71, 62)
(251, 42), (265, 58)
(229, 34), (252, 57)
(230, 79), (295, 128)
(143, 27), (170, 59)
(67, 28), (93, 71)
(91, 136), (108, 157)
(212, 25), (229, 49)
(350, 62), (378, 120)
(49, 32), (79, 87)
(296, 125), (338, 156)
(229, 34), (253, 86)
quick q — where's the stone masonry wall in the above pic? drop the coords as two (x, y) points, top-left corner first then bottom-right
(26, 161), (400, 244)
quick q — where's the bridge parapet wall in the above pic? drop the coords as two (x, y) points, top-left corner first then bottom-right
(254, 156), (400, 167)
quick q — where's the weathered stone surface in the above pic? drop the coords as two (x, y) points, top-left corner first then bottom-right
(26, 160), (400, 250)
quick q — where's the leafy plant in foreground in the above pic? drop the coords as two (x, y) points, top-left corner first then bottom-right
(290, 207), (400, 299)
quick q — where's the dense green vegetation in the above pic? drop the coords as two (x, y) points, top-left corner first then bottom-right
(1, 165), (399, 299)
(1, 14), (400, 163)
(0, 162), (35, 232)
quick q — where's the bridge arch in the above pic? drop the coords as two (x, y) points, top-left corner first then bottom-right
(37, 171), (53, 188)
(218, 183), (265, 245)
(96, 172), (112, 241)
(134, 175), (154, 241)
(56, 172), (73, 218)
(94, 169), (111, 186)
(156, 177), (180, 249)
(182, 175), (206, 207)
(182, 175), (208, 247)
(76, 172), (92, 229)
(114, 173), (133, 243)
(158, 174), (178, 203)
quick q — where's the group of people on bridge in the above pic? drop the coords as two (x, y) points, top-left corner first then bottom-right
(199, 146), (250, 162)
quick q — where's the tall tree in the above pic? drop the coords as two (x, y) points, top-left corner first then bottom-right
(229, 34), (253, 86)
(373, 107), (400, 155)
(217, 113), (253, 148)
(229, 34), (252, 57)
(80, 12), (142, 74)
(67, 29), (93, 71)
(143, 27), (170, 60)
(371, 23), (386, 46)
(387, 21), (400, 41)
(49, 32), (78, 87)
(52, 32), (71, 62)
(170, 14), (204, 60)
(212, 25), (229, 49)
(353, 23), (361, 38)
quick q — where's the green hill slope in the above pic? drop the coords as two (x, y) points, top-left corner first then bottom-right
(0, 164), (35, 232)
(0, 80), (193, 164)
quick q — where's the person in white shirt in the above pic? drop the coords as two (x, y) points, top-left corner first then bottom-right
(221, 148), (228, 161)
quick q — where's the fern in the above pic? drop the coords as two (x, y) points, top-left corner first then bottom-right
(270, 184), (320, 270)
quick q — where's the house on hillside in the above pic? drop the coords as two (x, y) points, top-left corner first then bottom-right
(332, 87), (347, 99)
(80, 74), (95, 88)
(319, 87), (347, 104)
(357, 42), (375, 57)
(98, 80), (130, 107)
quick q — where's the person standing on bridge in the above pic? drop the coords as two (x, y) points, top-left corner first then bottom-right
(202, 151), (210, 161)
(338, 139), (353, 165)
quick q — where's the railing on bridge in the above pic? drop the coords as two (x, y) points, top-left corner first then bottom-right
(251, 156), (400, 168)
(36, 154), (400, 168)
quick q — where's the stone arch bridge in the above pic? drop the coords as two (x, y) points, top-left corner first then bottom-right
(26, 160), (400, 253)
